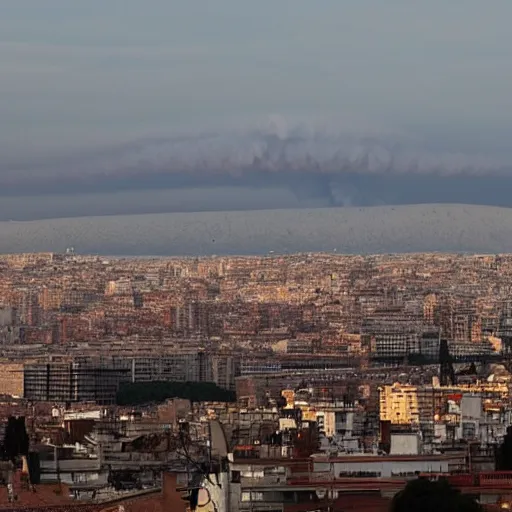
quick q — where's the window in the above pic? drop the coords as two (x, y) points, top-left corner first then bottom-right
(241, 492), (264, 502)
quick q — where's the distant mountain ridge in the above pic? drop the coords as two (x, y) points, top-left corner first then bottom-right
(0, 204), (511, 256)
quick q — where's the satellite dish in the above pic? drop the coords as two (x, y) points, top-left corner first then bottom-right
(209, 420), (229, 458)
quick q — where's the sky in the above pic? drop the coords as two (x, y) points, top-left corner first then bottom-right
(2, 0), (512, 221)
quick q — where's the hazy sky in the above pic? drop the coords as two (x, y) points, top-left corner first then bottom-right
(2, 1), (512, 220)
(3, 1), (512, 148)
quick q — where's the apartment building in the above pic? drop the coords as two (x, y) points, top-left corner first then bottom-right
(379, 383), (421, 426)
(23, 362), (129, 404)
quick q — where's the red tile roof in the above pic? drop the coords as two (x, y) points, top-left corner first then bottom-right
(283, 493), (391, 512)
(0, 478), (102, 512)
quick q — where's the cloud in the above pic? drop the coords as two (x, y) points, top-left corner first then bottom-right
(2, 117), (509, 189)
(2, 116), (512, 219)
(62, 126), (507, 178)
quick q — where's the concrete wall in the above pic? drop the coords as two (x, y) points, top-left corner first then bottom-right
(0, 363), (24, 397)
(0, 307), (14, 327)
(322, 459), (450, 478)
(390, 434), (420, 455)
(461, 395), (482, 420)
(204, 470), (230, 512)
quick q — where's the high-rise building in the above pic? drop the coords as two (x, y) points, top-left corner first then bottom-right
(23, 362), (129, 404)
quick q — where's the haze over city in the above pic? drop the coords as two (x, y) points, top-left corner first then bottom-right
(2, 1), (512, 254)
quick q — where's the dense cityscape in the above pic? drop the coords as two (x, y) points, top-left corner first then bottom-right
(1, 251), (512, 510)
(4, 1), (512, 510)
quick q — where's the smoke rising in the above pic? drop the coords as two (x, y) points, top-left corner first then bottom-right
(1, 119), (509, 191)
(50, 126), (508, 177)
(2, 118), (512, 219)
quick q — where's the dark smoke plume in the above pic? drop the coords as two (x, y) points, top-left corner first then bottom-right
(1, 121), (509, 196)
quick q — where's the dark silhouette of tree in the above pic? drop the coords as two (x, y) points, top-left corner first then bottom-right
(390, 478), (482, 512)
(497, 426), (512, 470)
(116, 381), (235, 406)
(1, 417), (29, 463)
(275, 396), (287, 409)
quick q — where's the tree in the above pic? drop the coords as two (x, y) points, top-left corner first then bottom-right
(390, 478), (482, 512)
(497, 425), (512, 470)
(1, 416), (29, 463)
(116, 381), (235, 406)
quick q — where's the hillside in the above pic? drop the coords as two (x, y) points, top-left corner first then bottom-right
(0, 204), (511, 256)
